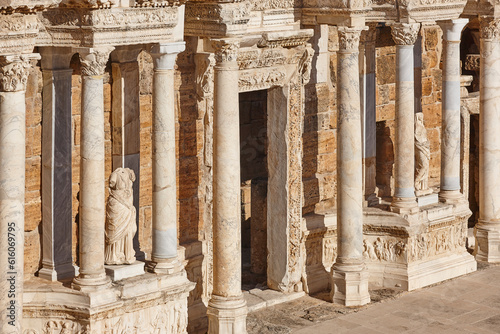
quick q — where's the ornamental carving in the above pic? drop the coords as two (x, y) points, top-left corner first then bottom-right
(238, 49), (287, 69)
(298, 46), (314, 85)
(252, 0), (295, 10)
(79, 47), (114, 77)
(195, 53), (215, 98)
(0, 56), (31, 92)
(480, 17), (500, 41)
(212, 40), (239, 64)
(363, 237), (406, 262)
(338, 27), (363, 51)
(390, 23), (420, 46)
(239, 69), (286, 92)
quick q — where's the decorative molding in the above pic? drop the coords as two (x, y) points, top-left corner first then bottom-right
(338, 26), (364, 52)
(79, 47), (114, 77)
(211, 40), (239, 64)
(252, 0), (295, 10)
(390, 23), (420, 46)
(238, 69), (286, 92)
(0, 55), (33, 92)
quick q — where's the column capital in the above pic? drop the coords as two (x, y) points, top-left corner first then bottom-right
(0, 53), (39, 92)
(438, 19), (469, 42)
(149, 41), (186, 70)
(39, 47), (73, 71)
(360, 23), (378, 44)
(211, 39), (240, 64)
(338, 26), (365, 52)
(390, 23), (420, 46)
(78, 46), (115, 77)
(480, 16), (500, 41)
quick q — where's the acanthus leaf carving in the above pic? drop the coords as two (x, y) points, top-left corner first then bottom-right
(0, 55), (33, 92)
(79, 46), (114, 77)
(211, 40), (239, 64)
(480, 16), (500, 41)
(390, 23), (420, 46)
(338, 26), (364, 52)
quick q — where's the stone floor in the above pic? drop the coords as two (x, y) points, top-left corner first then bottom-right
(247, 263), (500, 334)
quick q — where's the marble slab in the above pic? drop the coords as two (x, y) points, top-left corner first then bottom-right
(416, 193), (438, 207)
(105, 261), (145, 281)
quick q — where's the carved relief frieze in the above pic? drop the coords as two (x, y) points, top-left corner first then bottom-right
(363, 237), (407, 262)
(238, 68), (286, 92)
(252, 0), (296, 10)
(390, 23), (420, 46)
(185, 1), (250, 36)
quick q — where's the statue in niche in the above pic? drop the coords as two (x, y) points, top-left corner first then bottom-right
(414, 113), (433, 196)
(105, 167), (137, 265)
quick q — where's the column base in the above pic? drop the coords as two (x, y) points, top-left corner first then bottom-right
(38, 262), (76, 281)
(147, 257), (184, 275)
(330, 263), (370, 307)
(390, 197), (418, 214)
(207, 295), (248, 334)
(474, 221), (500, 263)
(72, 273), (111, 291)
(438, 189), (463, 204)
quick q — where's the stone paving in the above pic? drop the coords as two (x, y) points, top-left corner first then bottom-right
(247, 264), (500, 334)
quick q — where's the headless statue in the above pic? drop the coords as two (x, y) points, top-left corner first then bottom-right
(105, 167), (137, 265)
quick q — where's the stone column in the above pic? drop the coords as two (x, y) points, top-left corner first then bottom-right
(331, 27), (370, 307)
(110, 47), (144, 260)
(0, 54), (35, 334)
(390, 23), (420, 214)
(72, 47), (114, 291)
(475, 17), (500, 263)
(438, 19), (469, 203)
(360, 24), (378, 206)
(207, 39), (247, 333)
(38, 48), (76, 281)
(147, 42), (185, 274)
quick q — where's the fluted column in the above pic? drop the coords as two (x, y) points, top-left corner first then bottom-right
(72, 47), (114, 291)
(360, 24), (379, 206)
(438, 19), (469, 203)
(390, 23), (420, 214)
(207, 39), (247, 334)
(331, 27), (370, 307)
(475, 17), (500, 263)
(0, 54), (36, 333)
(39, 48), (75, 281)
(147, 42), (185, 274)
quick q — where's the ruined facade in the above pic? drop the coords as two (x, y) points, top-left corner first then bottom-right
(0, 0), (498, 333)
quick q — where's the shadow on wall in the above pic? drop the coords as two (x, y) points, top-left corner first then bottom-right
(376, 120), (394, 198)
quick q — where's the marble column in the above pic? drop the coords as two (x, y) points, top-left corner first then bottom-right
(360, 24), (379, 207)
(39, 48), (76, 281)
(72, 47), (114, 291)
(475, 16), (500, 263)
(390, 23), (420, 214)
(110, 47), (144, 260)
(207, 39), (247, 333)
(331, 27), (370, 307)
(147, 42), (185, 274)
(0, 54), (37, 333)
(438, 19), (469, 203)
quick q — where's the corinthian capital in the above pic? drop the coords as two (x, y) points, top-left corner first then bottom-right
(0, 54), (39, 93)
(79, 47), (115, 77)
(480, 16), (500, 41)
(390, 23), (420, 46)
(211, 39), (240, 64)
(338, 26), (365, 52)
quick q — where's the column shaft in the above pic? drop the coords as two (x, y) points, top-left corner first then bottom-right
(73, 47), (113, 290)
(0, 88), (26, 333)
(475, 17), (500, 262)
(439, 19), (469, 202)
(390, 23), (420, 213)
(331, 27), (370, 307)
(207, 39), (247, 334)
(147, 42), (185, 274)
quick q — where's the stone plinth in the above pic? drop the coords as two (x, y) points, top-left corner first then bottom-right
(105, 261), (145, 281)
(416, 193), (439, 207)
(23, 272), (195, 333)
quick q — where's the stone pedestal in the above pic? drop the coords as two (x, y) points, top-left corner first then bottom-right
(0, 55), (35, 333)
(438, 19), (469, 204)
(147, 42), (185, 274)
(105, 261), (145, 281)
(331, 27), (370, 307)
(475, 16), (500, 262)
(72, 47), (114, 291)
(390, 23), (420, 214)
(208, 39), (247, 333)
(39, 48), (76, 281)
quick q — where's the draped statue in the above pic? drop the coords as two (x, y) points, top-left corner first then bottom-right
(105, 167), (137, 265)
(414, 113), (432, 196)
